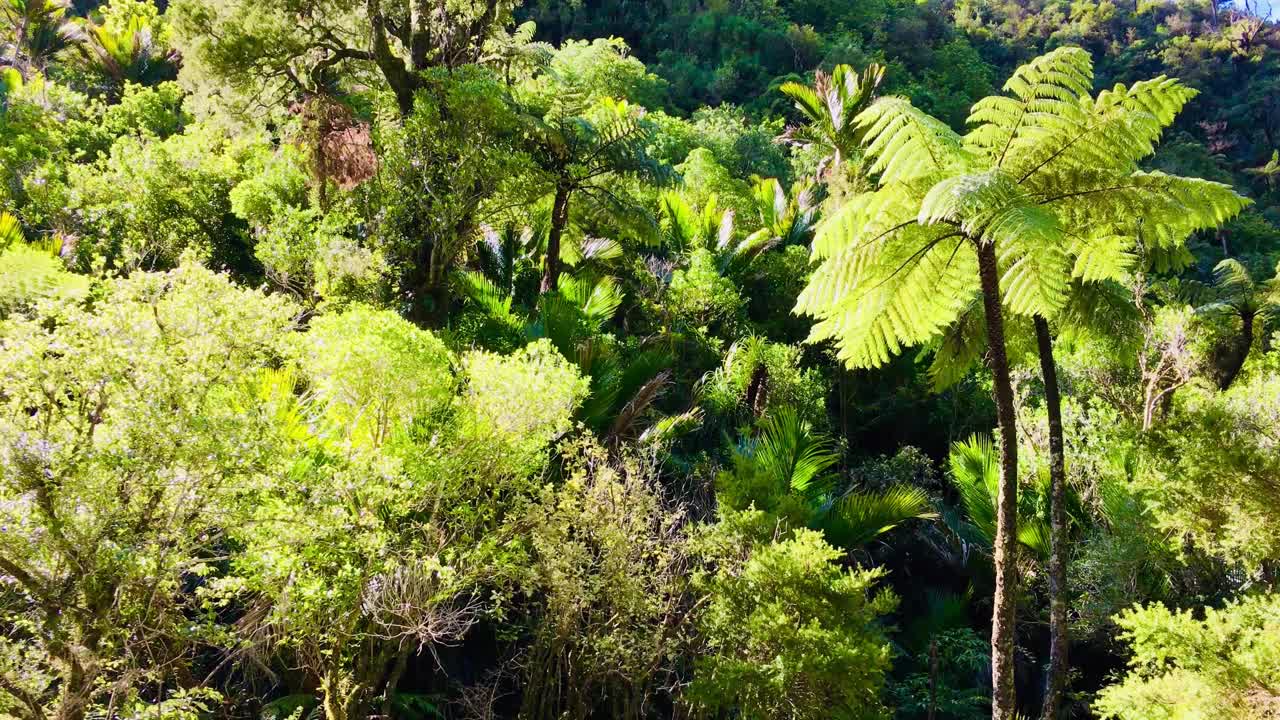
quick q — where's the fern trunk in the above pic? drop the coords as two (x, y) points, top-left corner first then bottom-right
(1216, 309), (1254, 390)
(1035, 315), (1069, 720)
(977, 239), (1019, 720)
(541, 182), (572, 293)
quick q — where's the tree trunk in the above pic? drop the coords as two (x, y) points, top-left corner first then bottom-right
(1217, 310), (1254, 390)
(540, 183), (572, 294)
(976, 239), (1019, 720)
(1035, 315), (1069, 720)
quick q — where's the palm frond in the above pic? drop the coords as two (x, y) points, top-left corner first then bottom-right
(820, 485), (937, 549)
(948, 433), (1000, 545)
(754, 407), (838, 504)
(0, 212), (22, 249)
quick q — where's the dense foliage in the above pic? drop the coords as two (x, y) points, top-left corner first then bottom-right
(3, 1), (1280, 719)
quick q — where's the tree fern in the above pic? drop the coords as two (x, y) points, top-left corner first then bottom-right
(799, 47), (1249, 374)
(1196, 258), (1280, 389)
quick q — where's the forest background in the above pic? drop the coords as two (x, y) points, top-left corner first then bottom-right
(3, 0), (1280, 719)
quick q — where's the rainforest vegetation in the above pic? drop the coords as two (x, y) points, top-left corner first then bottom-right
(3, 0), (1280, 718)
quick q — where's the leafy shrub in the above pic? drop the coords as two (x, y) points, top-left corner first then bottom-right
(293, 305), (456, 448)
(686, 519), (897, 720)
(1138, 369), (1280, 571)
(0, 260), (294, 718)
(515, 438), (694, 719)
(1095, 594), (1280, 720)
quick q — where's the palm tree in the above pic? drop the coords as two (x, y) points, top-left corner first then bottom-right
(0, 212), (19, 248)
(947, 434), (1051, 559)
(778, 62), (885, 178)
(1, 0), (75, 74)
(64, 14), (178, 98)
(1198, 258), (1280, 389)
(722, 407), (936, 552)
(523, 97), (673, 293)
(795, 47), (1248, 718)
(744, 177), (819, 250)
(657, 191), (775, 275)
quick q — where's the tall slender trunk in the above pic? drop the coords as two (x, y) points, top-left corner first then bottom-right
(1035, 315), (1069, 720)
(540, 182), (572, 294)
(976, 239), (1019, 720)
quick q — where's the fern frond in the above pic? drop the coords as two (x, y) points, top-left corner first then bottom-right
(1014, 77), (1196, 188)
(798, 218), (978, 369)
(919, 169), (1068, 318)
(927, 297), (985, 392)
(1057, 279), (1140, 344)
(1212, 258), (1256, 296)
(1040, 171), (1249, 248)
(858, 97), (969, 183)
(754, 407), (838, 504)
(1070, 234), (1136, 283)
(964, 46), (1093, 167)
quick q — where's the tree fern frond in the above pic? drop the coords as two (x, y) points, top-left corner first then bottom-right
(1040, 171), (1249, 248)
(858, 97), (968, 183)
(927, 297), (985, 392)
(1212, 258), (1256, 296)
(1069, 234), (1136, 283)
(1057, 279), (1140, 344)
(918, 169), (1069, 317)
(964, 46), (1093, 166)
(799, 225), (978, 369)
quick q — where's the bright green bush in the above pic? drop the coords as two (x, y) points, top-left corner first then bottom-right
(686, 520), (897, 720)
(1096, 594), (1280, 720)
(0, 260), (295, 718)
(1138, 369), (1280, 571)
(293, 305), (456, 448)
